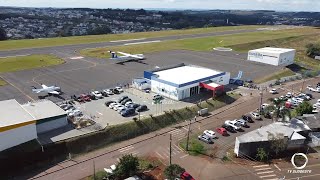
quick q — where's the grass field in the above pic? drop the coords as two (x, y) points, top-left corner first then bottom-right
(254, 68), (296, 84)
(0, 78), (6, 86)
(81, 27), (319, 59)
(0, 54), (64, 73)
(0, 26), (264, 51)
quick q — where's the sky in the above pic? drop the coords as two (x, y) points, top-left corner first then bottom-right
(0, 0), (319, 12)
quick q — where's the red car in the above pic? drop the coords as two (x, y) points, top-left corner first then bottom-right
(216, 127), (228, 136)
(181, 171), (195, 180)
(80, 94), (91, 102)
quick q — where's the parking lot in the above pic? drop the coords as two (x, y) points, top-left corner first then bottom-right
(73, 88), (192, 127)
(0, 49), (282, 104)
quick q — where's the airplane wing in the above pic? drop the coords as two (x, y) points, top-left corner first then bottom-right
(49, 91), (60, 95)
(117, 51), (131, 56)
(41, 84), (48, 89)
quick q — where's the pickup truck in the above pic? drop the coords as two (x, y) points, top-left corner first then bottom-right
(225, 120), (241, 130)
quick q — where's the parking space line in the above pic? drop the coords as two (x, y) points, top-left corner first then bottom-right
(259, 174), (276, 178)
(118, 145), (134, 152)
(274, 164), (281, 171)
(167, 147), (177, 155)
(182, 127), (188, 131)
(173, 144), (184, 152)
(253, 164), (270, 168)
(180, 154), (189, 159)
(155, 151), (165, 159)
(255, 167), (272, 171)
(257, 171), (274, 175)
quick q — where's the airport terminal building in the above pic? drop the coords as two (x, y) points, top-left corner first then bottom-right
(143, 64), (230, 100)
(248, 47), (296, 66)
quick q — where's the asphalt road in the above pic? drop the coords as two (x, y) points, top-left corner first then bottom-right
(15, 77), (320, 180)
(0, 29), (261, 57)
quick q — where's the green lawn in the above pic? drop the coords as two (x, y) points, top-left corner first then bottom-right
(179, 135), (206, 156)
(0, 26), (264, 51)
(0, 54), (64, 73)
(0, 78), (6, 86)
(81, 27), (319, 59)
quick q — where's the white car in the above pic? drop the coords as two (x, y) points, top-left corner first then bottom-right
(104, 89), (114, 95)
(250, 112), (261, 120)
(236, 119), (247, 127)
(225, 120), (240, 130)
(115, 86), (124, 93)
(292, 97), (304, 103)
(117, 106), (126, 113)
(203, 130), (217, 139)
(261, 103), (270, 110)
(286, 92), (293, 98)
(66, 107), (77, 114)
(125, 101), (133, 107)
(114, 104), (124, 111)
(68, 109), (82, 117)
(91, 91), (103, 99)
(109, 102), (118, 109)
(269, 89), (278, 94)
(307, 86), (320, 92)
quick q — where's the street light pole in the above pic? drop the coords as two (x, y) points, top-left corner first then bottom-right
(259, 91), (263, 114)
(169, 133), (172, 165)
(186, 117), (193, 151)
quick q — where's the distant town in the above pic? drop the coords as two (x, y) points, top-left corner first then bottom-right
(0, 7), (320, 40)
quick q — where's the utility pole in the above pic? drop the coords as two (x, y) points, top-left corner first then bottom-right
(259, 91), (263, 114)
(93, 160), (96, 180)
(186, 117), (193, 151)
(169, 133), (172, 165)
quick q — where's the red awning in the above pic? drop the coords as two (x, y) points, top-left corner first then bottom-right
(199, 82), (224, 91)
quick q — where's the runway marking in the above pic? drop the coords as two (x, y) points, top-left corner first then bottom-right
(274, 164), (281, 171)
(70, 56), (84, 60)
(0, 75), (35, 101)
(255, 167), (272, 171)
(253, 164), (270, 168)
(259, 174), (276, 178)
(110, 38), (146, 43)
(257, 171), (274, 175)
(180, 154), (189, 159)
(0, 54), (31, 58)
(123, 40), (161, 46)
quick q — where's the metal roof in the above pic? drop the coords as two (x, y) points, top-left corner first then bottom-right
(250, 47), (295, 54)
(22, 100), (66, 120)
(237, 119), (310, 143)
(0, 99), (35, 128)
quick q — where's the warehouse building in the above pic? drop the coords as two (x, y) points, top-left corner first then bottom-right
(0, 99), (37, 152)
(234, 119), (311, 158)
(248, 47), (296, 66)
(22, 100), (68, 134)
(0, 99), (67, 152)
(144, 64), (230, 100)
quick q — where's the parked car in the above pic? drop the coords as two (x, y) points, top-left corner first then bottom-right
(153, 94), (163, 101)
(180, 171), (195, 180)
(66, 107), (76, 114)
(113, 89), (121, 94)
(222, 124), (236, 133)
(261, 103), (270, 110)
(68, 109), (82, 117)
(109, 102), (118, 109)
(198, 134), (213, 144)
(117, 106), (126, 113)
(105, 100), (116, 106)
(127, 103), (140, 109)
(269, 89), (278, 94)
(225, 120), (240, 130)
(118, 96), (129, 103)
(101, 91), (108, 97)
(103, 89), (114, 95)
(203, 130), (217, 139)
(124, 101), (134, 107)
(63, 104), (74, 111)
(114, 104), (124, 111)
(278, 95), (287, 101)
(236, 119), (248, 127)
(115, 86), (124, 93)
(297, 93), (311, 101)
(91, 91), (103, 99)
(242, 115), (254, 123)
(121, 108), (135, 117)
(80, 94), (91, 101)
(250, 112), (261, 120)
(216, 128), (228, 136)
(121, 98), (132, 105)
(306, 93), (313, 99)
(286, 92), (293, 98)
(136, 105), (148, 112)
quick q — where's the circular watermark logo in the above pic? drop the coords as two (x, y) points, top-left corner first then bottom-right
(291, 153), (308, 170)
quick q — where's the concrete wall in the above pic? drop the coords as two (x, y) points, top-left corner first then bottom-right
(279, 50), (296, 66)
(36, 115), (68, 134)
(0, 123), (37, 151)
(151, 80), (179, 100)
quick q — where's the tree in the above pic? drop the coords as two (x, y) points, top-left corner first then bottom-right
(268, 133), (288, 157)
(295, 101), (313, 116)
(265, 98), (291, 122)
(164, 164), (185, 180)
(306, 43), (320, 58)
(256, 148), (268, 162)
(0, 28), (7, 41)
(113, 154), (139, 179)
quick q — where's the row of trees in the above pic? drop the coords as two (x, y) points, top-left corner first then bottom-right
(306, 43), (320, 58)
(0, 28), (7, 41)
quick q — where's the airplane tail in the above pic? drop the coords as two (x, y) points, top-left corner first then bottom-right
(109, 51), (117, 58)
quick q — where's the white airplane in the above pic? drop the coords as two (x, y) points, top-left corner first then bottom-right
(32, 84), (61, 95)
(108, 51), (145, 64)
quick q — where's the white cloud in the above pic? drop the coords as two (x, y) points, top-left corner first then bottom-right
(0, 0), (318, 11)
